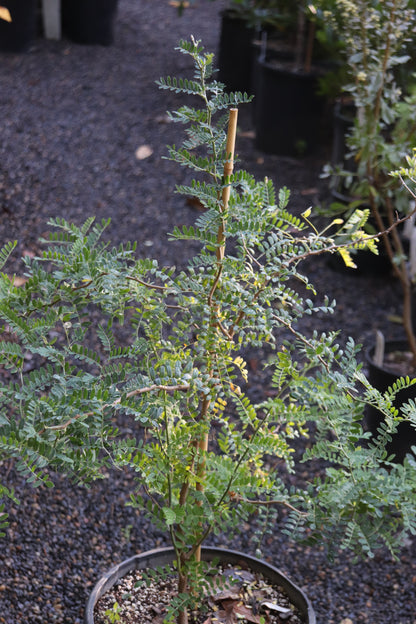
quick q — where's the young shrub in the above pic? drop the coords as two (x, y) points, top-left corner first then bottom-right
(0, 38), (415, 624)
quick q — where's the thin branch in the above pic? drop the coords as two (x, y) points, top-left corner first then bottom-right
(234, 495), (308, 517)
(126, 275), (169, 291)
(230, 201), (416, 339)
(40, 383), (191, 433)
(125, 383), (190, 399)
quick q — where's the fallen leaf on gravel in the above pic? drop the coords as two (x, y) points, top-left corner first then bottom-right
(0, 7), (11, 21)
(300, 187), (319, 195)
(155, 114), (172, 124)
(7, 275), (27, 287)
(387, 313), (403, 324)
(135, 145), (153, 160)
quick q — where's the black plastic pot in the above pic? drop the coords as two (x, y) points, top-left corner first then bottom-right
(331, 100), (355, 169)
(85, 546), (316, 623)
(0, 0), (36, 52)
(62, 0), (118, 46)
(365, 340), (416, 462)
(217, 10), (256, 94)
(253, 57), (327, 156)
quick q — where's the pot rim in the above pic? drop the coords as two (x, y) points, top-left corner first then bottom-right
(85, 545), (316, 624)
(256, 55), (324, 78)
(365, 339), (413, 375)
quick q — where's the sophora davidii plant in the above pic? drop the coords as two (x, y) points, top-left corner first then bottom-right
(1, 38), (416, 624)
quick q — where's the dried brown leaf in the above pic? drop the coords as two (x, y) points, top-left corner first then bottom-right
(300, 187), (318, 196)
(233, 603), (262, 623)
(169, 1), (190, 7)
(213, 590), (240, 602)
(0, 7), (11, 21)
(7, 275), (27, 287)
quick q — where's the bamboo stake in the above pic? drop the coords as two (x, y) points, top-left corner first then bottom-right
(374, 330), (385, 368)
(216, 108), (239, 261)
(195, 108), (239, 563)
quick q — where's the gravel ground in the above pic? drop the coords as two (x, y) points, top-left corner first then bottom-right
(0, 1), (415, 623)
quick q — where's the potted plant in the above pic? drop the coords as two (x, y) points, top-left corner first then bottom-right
(320, 0), (416, 459)
(252, 0), (343, 156)
(1, 37), (416, 624)
(205, 0), (343, 153)
(215, 0), (288, 93)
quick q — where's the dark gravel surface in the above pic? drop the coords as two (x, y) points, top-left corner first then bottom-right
(0, 1), (415, 623)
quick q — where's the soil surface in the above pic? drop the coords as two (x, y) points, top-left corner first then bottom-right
(93, 560), (305, 624)
(0, 1), (415, 624)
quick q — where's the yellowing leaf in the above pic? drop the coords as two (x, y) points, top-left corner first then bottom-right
(0, 7), (11, 22)
(233, 356), (248, 382)
(213, 396), (227, 417)
(338, 248), (357, 269)
(361, 236), (379, 254)
(229, 382), (242, 395)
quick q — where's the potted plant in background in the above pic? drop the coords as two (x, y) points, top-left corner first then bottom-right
(320, 0), (416, 460)
(252, 0), (344, 156)
(1, 37), (416, 624)
(195, 0), (344, 155)
(323, 0), (416, 196)
(216, 0), (289, 93)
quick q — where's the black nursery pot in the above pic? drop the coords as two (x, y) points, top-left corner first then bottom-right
(365, 340), (416, 462)
(254, 57), (327, 157)
(0, 0), (36, 52)
(85, 546), (316, 624)
(217, 10), (256, 94)
(62, 0), (118, 46)
(331, 100), (356, 170)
